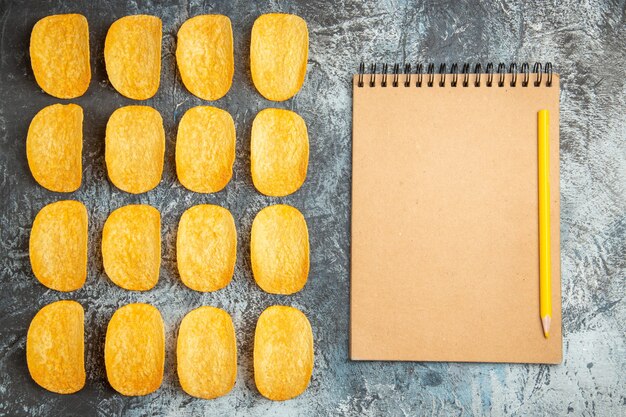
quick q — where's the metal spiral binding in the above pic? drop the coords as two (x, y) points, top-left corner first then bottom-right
(369, 63), (376, 87)
(438, 63), (446, 87)
(474, 63), (482, 87)
(357, 62), (365, 87)
(509, 63), (518, 87)
(357, 61), (553, 87)
(521, 63), (530, 87)
(486, 63), (494, 87)
(497, 63), (506, 87)
(404, 64), (412, 87)
(462, 63), (471, 87)
(450, 63), (459, 87)
(415, 63), (423, 87)
(381, 63), (389, 87)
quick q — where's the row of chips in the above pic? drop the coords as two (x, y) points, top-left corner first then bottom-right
(31, 13), (308, 101)
(27, 301), (313, 400)
(26, 104), (309, 196)
(30, 201), (309, 294)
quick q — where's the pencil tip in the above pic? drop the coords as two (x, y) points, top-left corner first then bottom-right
(542, 316), (551, 339)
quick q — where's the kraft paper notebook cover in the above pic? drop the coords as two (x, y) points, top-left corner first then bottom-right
(351, 62), (562, 363)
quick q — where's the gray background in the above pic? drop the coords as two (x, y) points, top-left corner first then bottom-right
(0, 0), (624, 416)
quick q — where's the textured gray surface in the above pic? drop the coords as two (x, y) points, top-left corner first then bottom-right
(0, 0), (624, 416)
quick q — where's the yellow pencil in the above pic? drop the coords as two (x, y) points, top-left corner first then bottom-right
(538, 110), (552, 338)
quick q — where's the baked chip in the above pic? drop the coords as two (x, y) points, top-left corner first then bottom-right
(30, 200), (87, 292)
(251, 108), (308, 196)
(176, 15), (234, 100)
(250, 13), (308, 101)
(27, 103), (83, 192)
(102, 205), (161, 291)
(176, 106), (235, 193)
(105, 106), (164, 194)
(251, 205), (309, 294)
(104, 15), (162, 100)
(177, 205), (236, 292)
(254, 305), (313, 401)
(105, 303), (164, 396)
(27, 300), (85, 394)
(177, 306), (237, 399)
(30, 14), (90, 99)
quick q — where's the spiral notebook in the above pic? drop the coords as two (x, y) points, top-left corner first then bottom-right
(351, 62), (562, 363)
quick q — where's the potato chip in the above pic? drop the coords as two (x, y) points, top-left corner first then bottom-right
(105, 106), (164, 194)
(251, 108), (308, 196)
(176, 15), (233, 100)
(30, 200), (87, 292)
(177, 306), (237, 399)
(105, 303), (164, 396)
(251, 205), (309, 294)
(27, 300), (85, 394)
(250, 13), (308, 101)
(27, 103), (83, 192)
(176, 106), (235, 193)
(102, 205), (161, 291)
(104, 15), (162, 100)
(177, 205), (236, 292)
(30, 14), (90, 99)
(254, 305), (313, 401)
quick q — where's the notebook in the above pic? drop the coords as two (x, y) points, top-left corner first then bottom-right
(351, 62), (562, 364)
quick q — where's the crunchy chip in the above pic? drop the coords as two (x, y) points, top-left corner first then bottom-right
(30, 14), (90, 99)
(27, 103), (83, 192)
(102, 205), (161, 291)
(251, 205), (309, 294)
(250, 13), (308, 101)
(29, 200), (87, 292)
(176, 15), (233, 100)
(105, 106), (164, 194)
(27, 300), (85, 394)
(105, 303), (164, 396)
(104, 15), (162, 100)
(251, 108), (308, 196)
(177, 306), (237, 399)
(176, 106), (235, 193)
(254, 305), (313, 401)
(177, 205), (236, 292)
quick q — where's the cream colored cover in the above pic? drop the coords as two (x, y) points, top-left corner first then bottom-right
(351, 72), (562, 363)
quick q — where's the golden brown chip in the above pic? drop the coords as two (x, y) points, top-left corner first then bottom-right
(104, 15), (162, 100)
(177, 205), (236, 292)
(250, 13), (308, 101)
(27, 300), (85, 394)
(177, 306), (237, 399)
(29, 200), (87, 292)
(251, 205), (309, 294)
(102, 205), (161, 291)
(176, 106), (235, 193)
(176, 15), (233, 100)
(30, 14), (90, 99)
(105, 106), (164, 194)
(105, 303), (164, 396)
(27, 103), (83, 192)
(251, 108), (308, 196)
(254, 305), (313, 401)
